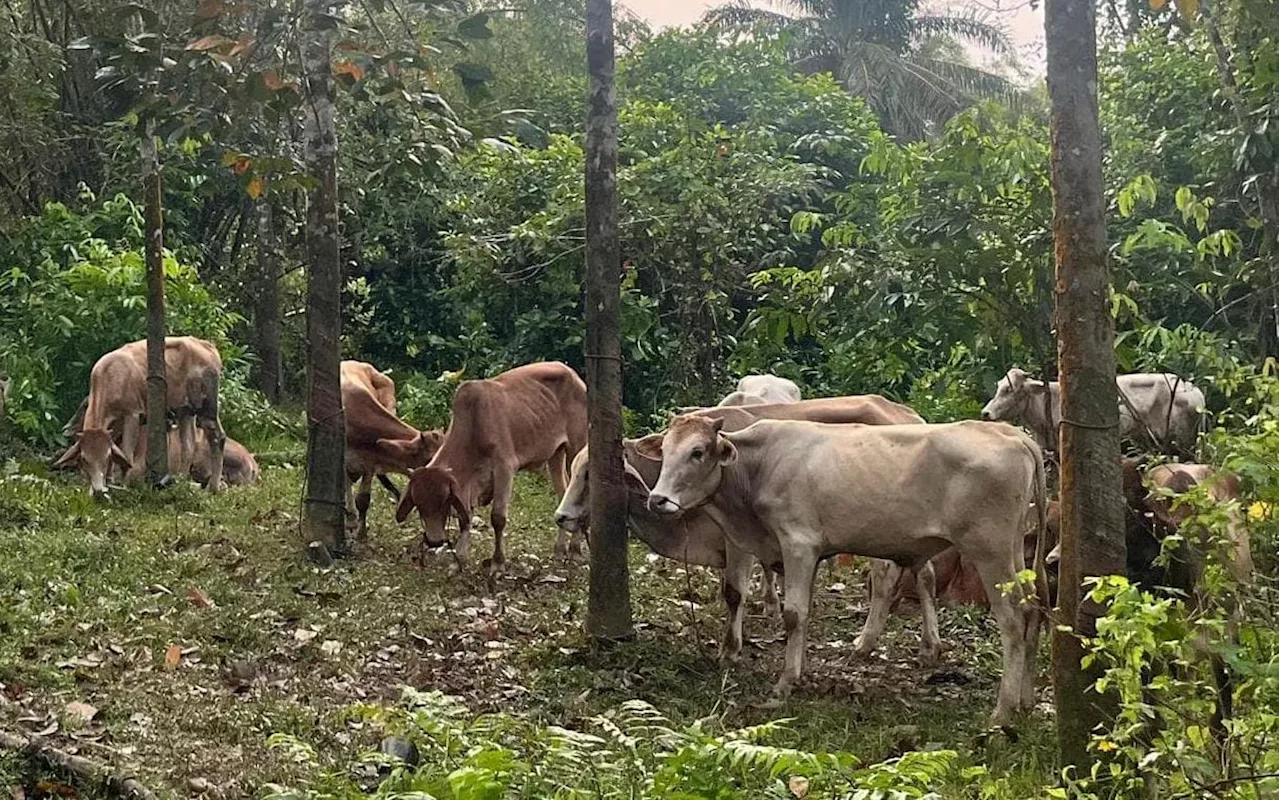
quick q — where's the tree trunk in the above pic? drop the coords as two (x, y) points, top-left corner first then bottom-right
(583, 0), (633, 640)
(301, 0), (346, 557)
(141, 126), (168, 487)
(1045, 0), (1127, 770)
(255, 198), (283, 403)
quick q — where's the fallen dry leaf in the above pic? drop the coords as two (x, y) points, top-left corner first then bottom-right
(789, 775), (810, 798)
(319, 640), (343, 657)
(187, 586), (216, 609)
(294, 628), (318, 644)
(62, 701), (98, 730)
(164, 645), (182, 669)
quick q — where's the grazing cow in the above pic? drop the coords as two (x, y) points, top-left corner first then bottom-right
(640, 417), (1047, 724)
(980, 368), (1204, 453)
(53, 337), (225, 496)
(555, 394), (926, 657)
(129, 425), (259, 487)
(397, 361), (587, 569)
(717, 374), (802, 407)
(1047, 460), (1252, 591)
(341, 360), (443, 540)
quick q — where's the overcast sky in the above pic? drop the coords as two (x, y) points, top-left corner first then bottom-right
(620, 0), (1047, 78)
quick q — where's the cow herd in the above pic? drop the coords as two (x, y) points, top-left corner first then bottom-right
(48, 340), (1251, 725)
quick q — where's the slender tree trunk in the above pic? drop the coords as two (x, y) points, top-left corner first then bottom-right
(583, 0), (632, 640)
(301, 0), (346, 557)
(141, 125), (168, 487)
(1045, 0), (1126, 770)
(255, 198), (283, 403)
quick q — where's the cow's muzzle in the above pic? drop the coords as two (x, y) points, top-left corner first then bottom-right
(647, 493), (681, 516)
(980, 410), (993, 421)
(554, 511), (583, 532)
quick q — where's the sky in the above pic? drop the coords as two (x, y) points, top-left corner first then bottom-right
(620, 0), (1048, 78)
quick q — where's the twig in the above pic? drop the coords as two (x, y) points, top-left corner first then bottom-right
(0, 730), (158, 800)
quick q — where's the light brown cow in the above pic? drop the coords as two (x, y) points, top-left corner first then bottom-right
(640, 417), (1047, 724)
(53, 337), (225, 496)
(555, 394), (926, 660)
(341, 360), (443, 540)
(398, 361), (587, 569)
(129, 425), (259, 487)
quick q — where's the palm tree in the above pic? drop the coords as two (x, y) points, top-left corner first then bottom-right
(705, 0), (1018, 140)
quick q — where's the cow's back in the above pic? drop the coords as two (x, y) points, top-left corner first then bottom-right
(727, 420), (1039, 562)
(696, 395), (923, 432)
(448, 361), (587, 465)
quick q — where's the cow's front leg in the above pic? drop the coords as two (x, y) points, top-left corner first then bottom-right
(766, 546), (820, 705)
(119, 414), (141, 483)
(719, 543), (755, 663)
(854, 558), (900, 658)
(547, 449), (583, 558)
(914, 560), (942, 667)
(198, 414), (225, 494)
(176, 413), (196, 478)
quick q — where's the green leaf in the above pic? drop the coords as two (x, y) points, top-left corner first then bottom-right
(457, 12), (493, 39)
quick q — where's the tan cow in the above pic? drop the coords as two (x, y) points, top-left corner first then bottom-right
(53, 337), (225, 496)
(341, 360), (443, 539)
(639, 417), (1047, 724)
(555, 394), (926, 660)
(397, 361), (587, 569)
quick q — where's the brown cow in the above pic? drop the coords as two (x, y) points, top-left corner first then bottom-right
(53, 337), (225, 496)
(398, 361), (587, 570)
(341, 360), (443, 539)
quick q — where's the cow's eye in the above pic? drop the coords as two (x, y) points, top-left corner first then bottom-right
(691, 447), (704, 460)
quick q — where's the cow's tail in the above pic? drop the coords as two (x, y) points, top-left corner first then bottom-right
(1025, 436), (1050, 614)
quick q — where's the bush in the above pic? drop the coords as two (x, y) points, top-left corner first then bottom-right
(0, 193), (241, 446)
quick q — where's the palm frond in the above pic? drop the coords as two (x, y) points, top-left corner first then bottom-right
(912, 13), (1013, 56)
(702, 2), (803, 33)
(907, 55), (1020, 103)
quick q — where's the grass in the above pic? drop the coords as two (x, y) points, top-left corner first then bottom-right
(0, 455), (1059, 797)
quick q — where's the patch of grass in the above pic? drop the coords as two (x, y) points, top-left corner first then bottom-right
(0, 463), (1058, 797)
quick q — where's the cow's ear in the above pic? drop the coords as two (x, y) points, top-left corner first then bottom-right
(710, 417), (724, 434)
(109, 442), (133, 472)
(52, 441), (82, 468)
(622, 461), (651, 496)
(1007, 368), (1028, 387)
(395, 487), (417, 523)
(632, 433), (663, 461)
(717, 436), (738, 467)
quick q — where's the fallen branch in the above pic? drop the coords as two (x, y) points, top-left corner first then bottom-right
(0, 730), (158, 800)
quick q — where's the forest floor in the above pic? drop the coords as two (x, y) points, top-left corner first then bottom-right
(0, 455), (1059, 798)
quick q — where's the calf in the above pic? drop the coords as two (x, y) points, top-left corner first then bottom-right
(53, 337), (225, 496)
(341, 360), (442, 539)
(397, 361), (587, 569)
(981, 368), (1204, 454)
(717, 374), (801, 407)
(640, 417), (1047, 724)
(129, 425), (259, 486)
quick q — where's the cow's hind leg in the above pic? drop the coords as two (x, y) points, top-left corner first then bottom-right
(973, 551), (1030, 725)
(487, 464), (514, 573)
(765, 545), (820, 705)
(759, 562), (780, 617)
(854, 558), (900, 658)
(914, 559), (943, 667)
(720, 543), (754, 663)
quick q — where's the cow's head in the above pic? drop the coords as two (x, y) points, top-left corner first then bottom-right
(52, 428), (132, 497)
(641, 416), (735, 517)
(396, 465), (469, 547)
(552, 442), (656, 533)
(980, 368), (1044, 423)
(375, 429), (444, 472)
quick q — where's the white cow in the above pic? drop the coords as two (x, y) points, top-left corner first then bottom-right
(717, 374), (801, 407)
(639, 417), (1047, 724)
(980, 368), (1204, 454)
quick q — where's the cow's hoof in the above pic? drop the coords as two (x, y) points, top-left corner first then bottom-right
(918, 646), (941, 668)
(852, 639), (875, 659)
(754, 694), (787, 711)
(717, 646), (742, 666)
(487, 559), (506, 577)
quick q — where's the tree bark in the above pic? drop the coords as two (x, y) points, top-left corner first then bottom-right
(255, 198), (283, 403)
(583, 0), (633, 640)
(141, 126), (168, 487)
(301, 0), (346, 556)
(1045, 0), (1127, 771)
